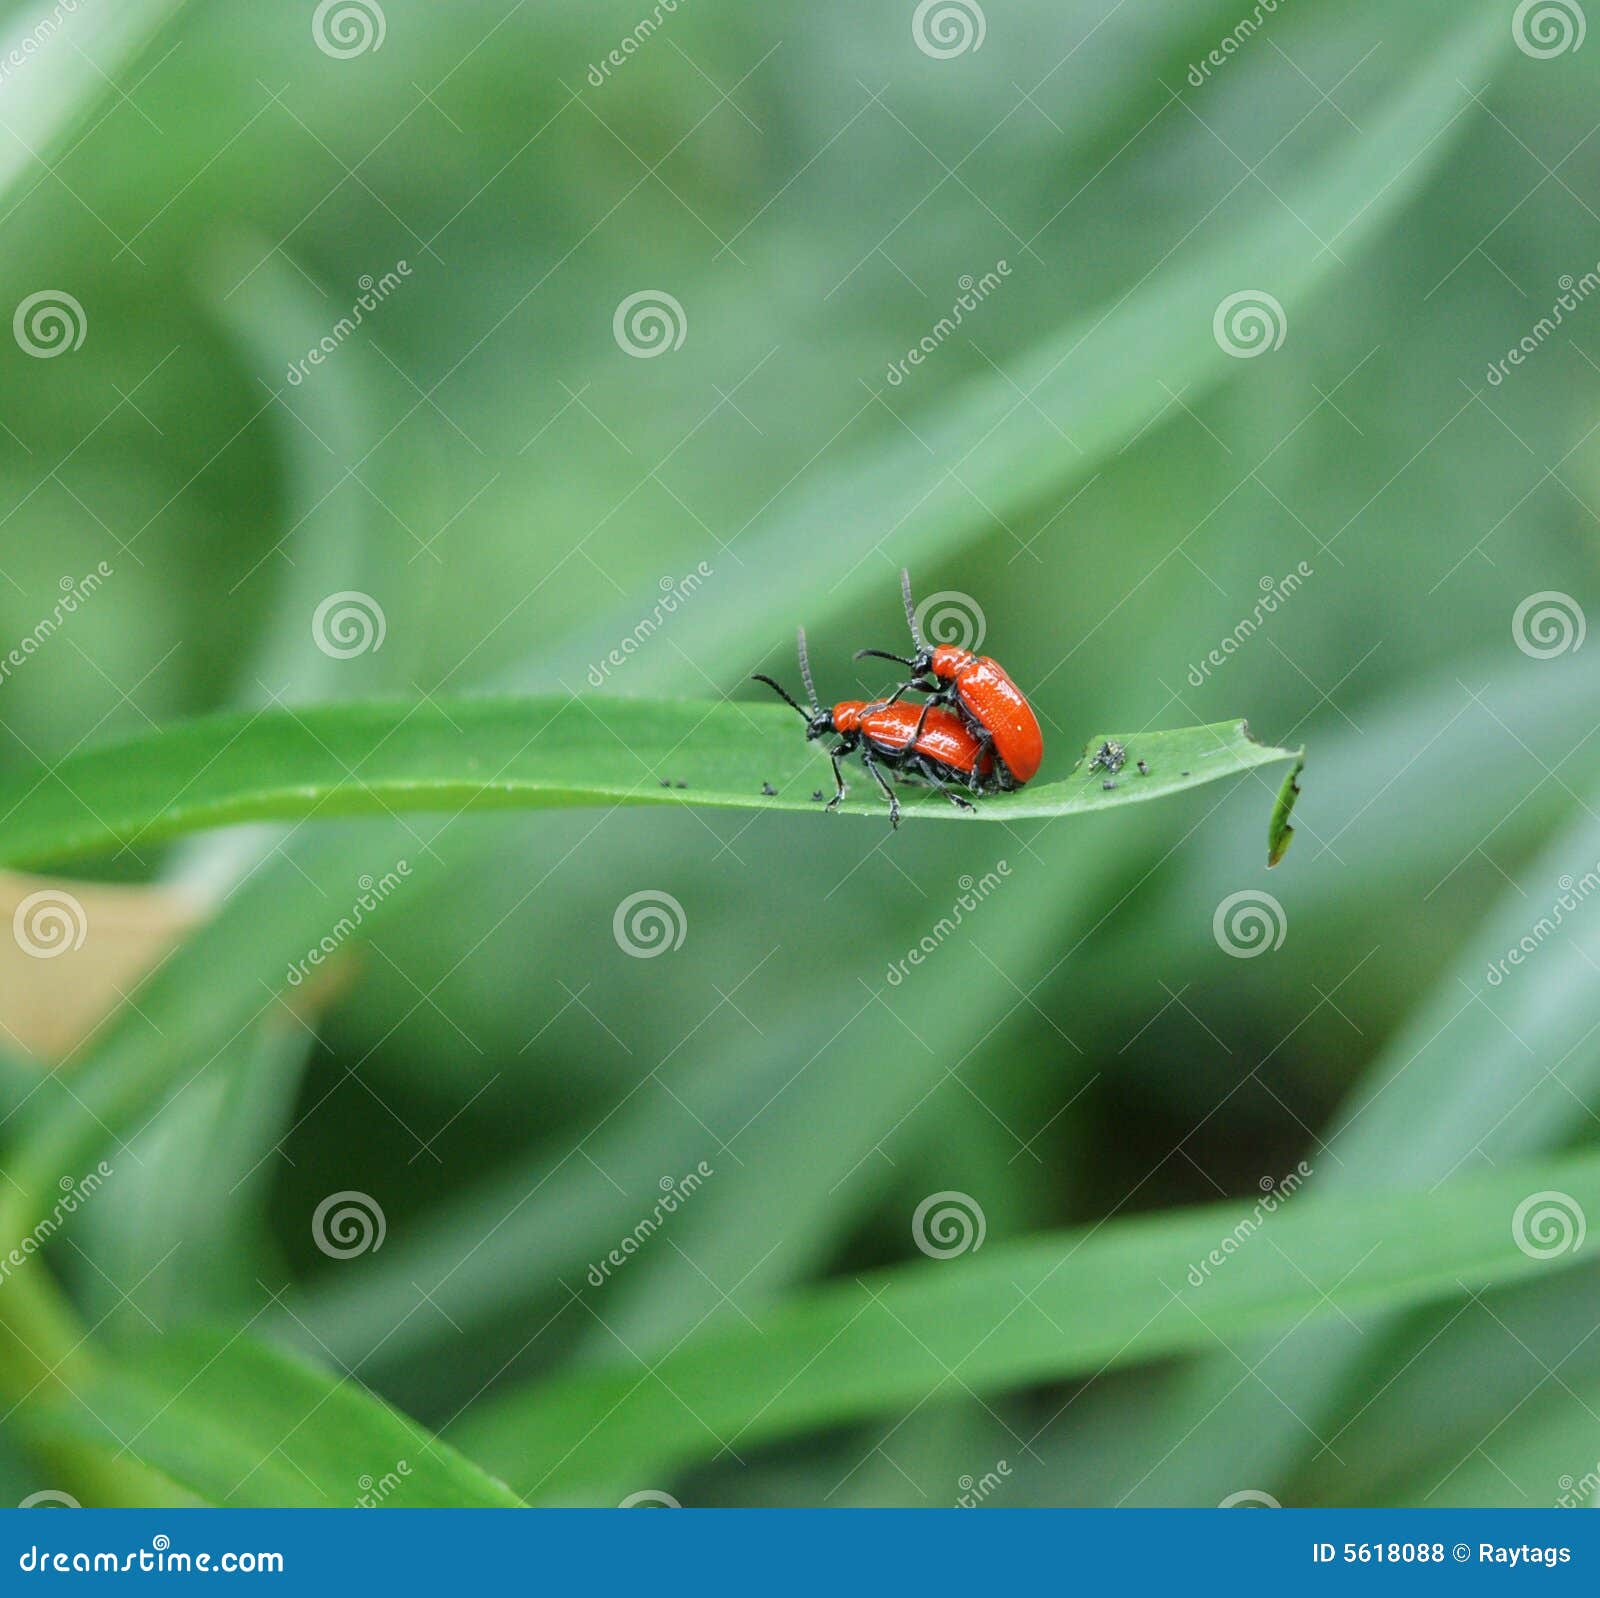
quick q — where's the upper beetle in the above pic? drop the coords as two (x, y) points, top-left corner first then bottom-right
(752, 628), (992, 828)
(855, 569), (1043, 789)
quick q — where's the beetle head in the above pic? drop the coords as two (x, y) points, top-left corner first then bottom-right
(752, 627), (836, 740)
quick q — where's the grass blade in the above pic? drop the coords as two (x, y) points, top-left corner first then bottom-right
(450, 1150), (1600, 1499)
(0, 0), (190, 202)
(25, 1330), (522, 1508)
(0, 701), (1300, 869)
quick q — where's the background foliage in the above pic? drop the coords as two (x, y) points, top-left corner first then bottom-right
(1, 0), (1598, 1508)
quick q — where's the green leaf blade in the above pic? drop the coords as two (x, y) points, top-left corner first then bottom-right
(0, 700), (1300, 870)
(450, 1151), (1600, 1500)
(26, 1331), (523, 1509)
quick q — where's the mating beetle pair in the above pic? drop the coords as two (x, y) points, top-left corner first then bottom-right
(753, 570), (1043, 828)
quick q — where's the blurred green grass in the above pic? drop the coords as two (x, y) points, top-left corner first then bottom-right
(2, 0), (1599, 1508)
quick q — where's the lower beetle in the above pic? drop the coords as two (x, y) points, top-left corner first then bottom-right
(752, 629), (992, 828)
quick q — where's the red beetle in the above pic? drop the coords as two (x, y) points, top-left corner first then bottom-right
(753, 629), (992, 828)
(856, 569), (1044, 790)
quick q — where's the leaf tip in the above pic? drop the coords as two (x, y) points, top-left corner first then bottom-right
(1267, 756), (1305, 868)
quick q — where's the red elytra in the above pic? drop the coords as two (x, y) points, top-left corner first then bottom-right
(856, 570), (1043, 789)
(835, 697), (995, 779)
(752, 630), (990, 828)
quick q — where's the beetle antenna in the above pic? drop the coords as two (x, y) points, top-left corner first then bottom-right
(751, 673), (810, 720)
(796, 627), (822, 714)
(900, 567), (922, 650)
(854, 647), (917, 667)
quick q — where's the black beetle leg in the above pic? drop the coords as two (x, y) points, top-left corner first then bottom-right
(825, 744), (852, 811)
(916, 758), (976, 812)
(861, 749), (901, 829)
(968, 728), (997, 792)
(880, 675), (942, 711)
